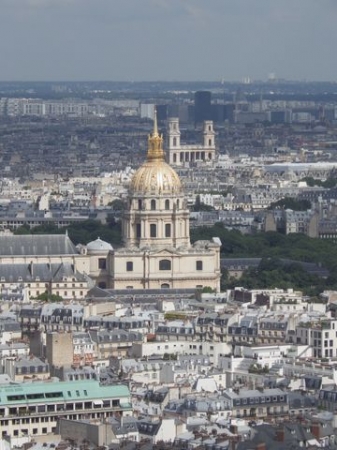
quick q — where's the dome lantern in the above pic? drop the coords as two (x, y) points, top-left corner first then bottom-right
(129, 109), (182, 196)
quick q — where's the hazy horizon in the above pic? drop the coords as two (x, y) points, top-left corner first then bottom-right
(0, 0), (336, 82)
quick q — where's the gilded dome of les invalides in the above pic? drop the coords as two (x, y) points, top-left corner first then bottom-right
(130, 113), (182, 196)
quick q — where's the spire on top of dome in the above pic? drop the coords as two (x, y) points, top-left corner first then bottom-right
(153, 106), (159, 137)
(147, 108), (164, 162)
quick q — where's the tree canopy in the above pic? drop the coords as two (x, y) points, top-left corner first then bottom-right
(301, 176), (337, 189)
(222, 257), (326, 296)
(192, 223), (337, 294)
(267, 197), (311, 211)
(14, 219), (122, 247)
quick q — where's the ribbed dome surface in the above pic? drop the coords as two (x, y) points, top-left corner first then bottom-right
(86, 238), (113, 252)
(130, 160), (182, 195)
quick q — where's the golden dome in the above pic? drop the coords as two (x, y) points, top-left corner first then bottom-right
(130, 111), (182, 195)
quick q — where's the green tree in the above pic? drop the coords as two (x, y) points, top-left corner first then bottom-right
(35, 292), (64, 302)
(268, 197), (311, 211)
(109, 199), (126, 211)
(192, 195), (215, 212)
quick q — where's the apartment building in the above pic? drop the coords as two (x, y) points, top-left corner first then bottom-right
(296, 320), (337, 358)
(0, 379), (131, 439)
(222, 388), (288, 419)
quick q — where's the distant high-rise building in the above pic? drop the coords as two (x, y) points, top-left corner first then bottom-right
(211, 103), (235, 124)
(194, 91), (212, 124)
(269, 110), (291, 124)
(168, 104), (190, 123)
(140, 103), (155, 120)
(156, 104), (168, 122)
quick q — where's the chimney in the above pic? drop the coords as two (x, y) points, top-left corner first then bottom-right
(29, 261), (33, 277)
(275, 427), (285, 442)
(256, 443), (266, 450)
(311, 422), (320, 439)
(230, 425), (238, 434)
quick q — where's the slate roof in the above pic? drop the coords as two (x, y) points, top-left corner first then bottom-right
(0, 321), (21, 332)
(137, 419), (161, 436)
(0, 262), (87, 283)
(237, 422), (333, 450)
(90, 329), (143, 344)
(0, 234), (79, 256)
(110, 416), (138, 436)
(14, 356), (49, 370)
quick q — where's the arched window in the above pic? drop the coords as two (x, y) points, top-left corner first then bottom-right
(159, 259), (171, 271)
(161, 283), (170, 289)
(138, 199), (142, 210)
(176, 199), (180, 210)
(165, 199), (170, 210)
(173, 137), (177, 147)
(208, 139), (212, 146)
(151, 199), (156, 210)
(208, 152), (212, 159)
(173, 153), (177, 163)
(208, 125), (211, 131)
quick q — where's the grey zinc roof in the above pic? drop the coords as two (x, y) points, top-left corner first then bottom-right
(109, 416), (138, 435)
(14, 356), (49, 369)
(91, 329), (143, 343)
(0, 262), (87, 283)
(0, 234), (79, 256)
(0, 320), (20, 332)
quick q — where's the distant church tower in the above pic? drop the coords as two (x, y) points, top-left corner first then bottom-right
(203, 121), (215, 150)
(166, 117), (217, 167)
(167, 117), (181, 151)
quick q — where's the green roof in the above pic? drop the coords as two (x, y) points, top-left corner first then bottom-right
(0, 379), (130, 406)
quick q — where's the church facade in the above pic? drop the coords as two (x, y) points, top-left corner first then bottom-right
(166, 118), (216, 167)
(107, 114), (221, 292)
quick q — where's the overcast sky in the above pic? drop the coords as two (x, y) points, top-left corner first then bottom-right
(0, 0), (336, 82)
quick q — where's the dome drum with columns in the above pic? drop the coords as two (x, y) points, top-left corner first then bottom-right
(109, 111), (221, 292)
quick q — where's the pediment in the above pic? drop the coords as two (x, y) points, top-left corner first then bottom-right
(149, 247), (180, 256)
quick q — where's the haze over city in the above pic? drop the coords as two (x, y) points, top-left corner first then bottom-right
(0, 0), (336, 82)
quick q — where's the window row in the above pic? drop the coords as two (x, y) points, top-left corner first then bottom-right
(126, 260), (203, 272)
(136, 223), (172, 238)
(137, 199), (180, 210)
